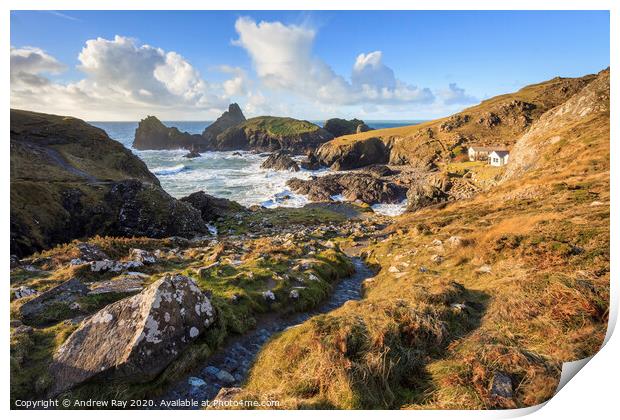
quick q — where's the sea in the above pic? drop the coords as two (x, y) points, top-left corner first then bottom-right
(89, 120), (424, 216)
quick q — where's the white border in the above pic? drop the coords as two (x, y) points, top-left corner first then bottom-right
(2, 1), (616, 419)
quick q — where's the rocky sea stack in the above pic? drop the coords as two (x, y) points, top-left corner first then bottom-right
(323, 118), (372, 137)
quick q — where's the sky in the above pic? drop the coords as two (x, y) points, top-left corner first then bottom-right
(10, 10), (610, 121)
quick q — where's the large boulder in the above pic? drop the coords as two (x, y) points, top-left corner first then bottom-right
(323, 118), (370, 137)
(132, 116), (203, 150)
(180, 191), (245, 222)
(49, 274), (215, 396)
(10, 109), (208, 257)
(202, 103), (246, 141)
(260, 152), (300, 172)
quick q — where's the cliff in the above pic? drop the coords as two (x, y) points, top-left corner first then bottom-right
(10, 109), (207, 257)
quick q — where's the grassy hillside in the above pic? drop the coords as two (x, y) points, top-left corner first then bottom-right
(242, 116), (321, 136)
(317, 72), (596, 169)
(225, 69), (610, 409)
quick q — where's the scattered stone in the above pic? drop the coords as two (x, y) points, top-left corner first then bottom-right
(75, 242), (109, 261)
(48, 274), (215, 396)
(262, 290), (276, 301)
(129, 249), (156, 264)
(203, 366), (220, 377)
(289, 289), (300, 299)
(490, 372), (513, 399)
(308, 274), (320, 282)
(590, 201), (604, 206)
(188, 377), (207, 387)
(88, 274), (145, 295)
(430, 254), (444, 264)
(447, 236), (464, 248)
(476, 264), (492, 274)
(14, 325), (34, 335)
(216, 370), (236, 385)
(13, 286), (37, 300)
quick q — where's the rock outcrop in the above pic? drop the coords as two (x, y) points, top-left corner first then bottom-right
(132, 116), (204, 150)
(180, 191), (246, 222)
(287, 172), (405, 205)
(49, 274), (215, 396)
(260, 152), (300, 172)
(300, 152), (321, 170)
(316, 137), (388, 170)
(10, 109), (207, 257)
(201, 103), (246, 141)
(323, 118), (371, 137)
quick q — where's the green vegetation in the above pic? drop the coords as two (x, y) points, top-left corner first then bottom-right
(243, 116), (320, 136)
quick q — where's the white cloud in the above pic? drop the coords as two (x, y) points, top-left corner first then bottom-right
(438, 83), (478, 105)
(10, 46), (66, 86)
(233, 17), (434, 106)
(10, 37), (236, 120)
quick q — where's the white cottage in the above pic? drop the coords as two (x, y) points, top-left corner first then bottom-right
(489, 150), (510, 166)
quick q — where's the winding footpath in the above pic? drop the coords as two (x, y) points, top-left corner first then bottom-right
(157, 257), (375, 408)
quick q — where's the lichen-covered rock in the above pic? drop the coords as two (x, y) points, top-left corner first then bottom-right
(48, 274), (215, 396)
(260, 152), (300, 172)
(129, 249), (156, 264)
(13, 286), (37, 300)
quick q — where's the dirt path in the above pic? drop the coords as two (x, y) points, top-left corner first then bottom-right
(156, 257), (375, 408)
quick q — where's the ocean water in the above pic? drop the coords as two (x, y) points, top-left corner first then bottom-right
(90, 120), (422, 215)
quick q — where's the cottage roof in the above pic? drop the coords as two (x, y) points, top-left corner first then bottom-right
(469, 146), (510, 153)
(490, 150), (510, 158)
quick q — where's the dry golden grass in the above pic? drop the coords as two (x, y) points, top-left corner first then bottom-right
(230, 80), (609, 409)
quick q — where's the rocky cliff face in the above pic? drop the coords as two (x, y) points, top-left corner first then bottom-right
(315, 73), (597, 171)
(503, 68), (610, 180)
(201, 103), (246, 142)
(10, 109), (207, 257)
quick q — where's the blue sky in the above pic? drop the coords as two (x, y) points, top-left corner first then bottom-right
(10, 10), (609, 120)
